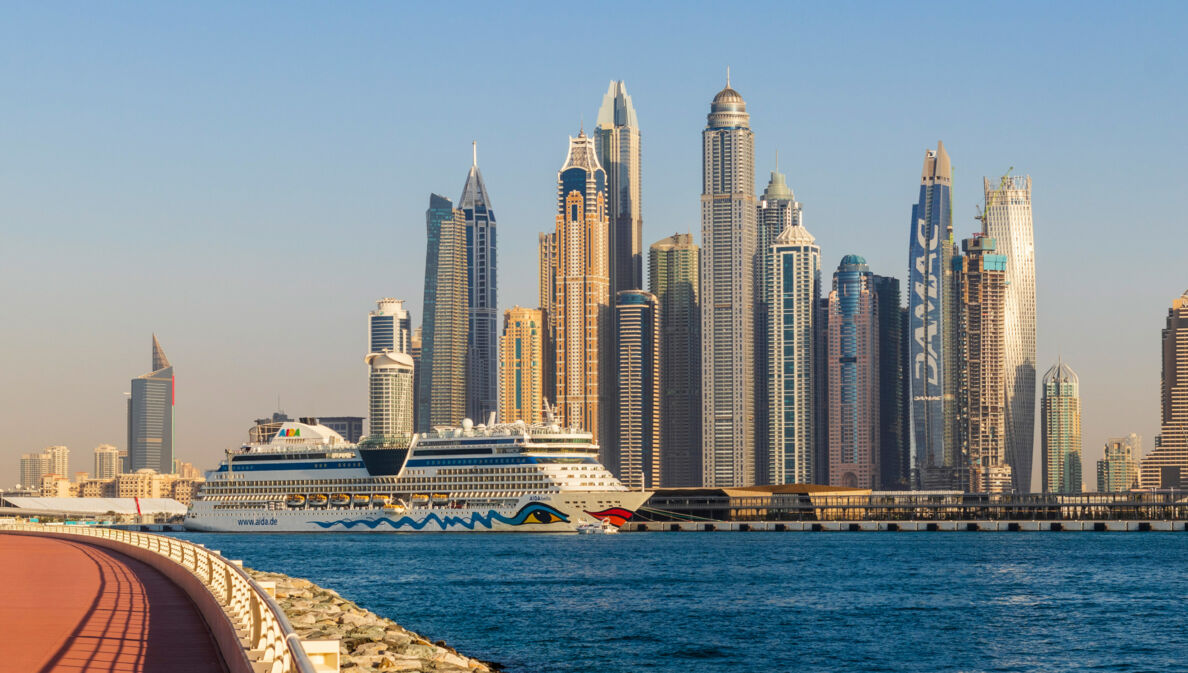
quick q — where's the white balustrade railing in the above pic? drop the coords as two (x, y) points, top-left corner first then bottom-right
(0, 523), (336, 673)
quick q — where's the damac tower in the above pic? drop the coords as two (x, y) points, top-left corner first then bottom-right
(461, 144), (498, 423)
(700, 77), (758, 487)
(908, 141), (960, 489)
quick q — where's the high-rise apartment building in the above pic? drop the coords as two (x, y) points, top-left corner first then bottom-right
(537, 232), (557, 407)
(542, 132), (610, 446)
(650, 234), (701, 487)
(827, 256), (880, 489)
(983, 174), (1038, 492)
(765, 223), (820, 485)
(366, 351), (415, 444)
(908, 141), (960, 490)
(461, 145), (498, 424)
(44, 445), (69, 478)
(1140, 290), (1188, 488)
(419, 194), (468, 430)
(19, 452), (50, 489)
(872, 275), (909, 489)
(1098, 434), (1140, 492)
(94, 444), (120, 479)
(757, 168), (804, 484)
(410, 326), (422, 430)
(701, 77), (758, 487)
(615, 290), (661, 489)
(128, 335), (174, 474)
(595, 80), (643, 297)
(500, 307), (545, 424)
(1042, 360), (1082, 493)
(369, 298), (411, 354)
(957, 236), (1011, 493)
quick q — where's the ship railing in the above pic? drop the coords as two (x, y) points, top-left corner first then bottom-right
(0, 522), (338, 673)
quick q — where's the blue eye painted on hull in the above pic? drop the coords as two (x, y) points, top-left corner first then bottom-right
(308, 502), (569, 530)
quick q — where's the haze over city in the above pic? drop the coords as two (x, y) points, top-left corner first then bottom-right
(2, 1), (1184, 487)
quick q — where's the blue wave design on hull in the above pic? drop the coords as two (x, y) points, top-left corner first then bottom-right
(307, 502), (568, 530)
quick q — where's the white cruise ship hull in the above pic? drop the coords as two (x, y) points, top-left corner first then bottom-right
(184, 491), (651, 533)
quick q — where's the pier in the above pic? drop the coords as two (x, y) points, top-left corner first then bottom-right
(0, 524), (338, 673)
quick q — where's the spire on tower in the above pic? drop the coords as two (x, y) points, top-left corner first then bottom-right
(472, 141), (477, 167)
(151, 334), (171, 371)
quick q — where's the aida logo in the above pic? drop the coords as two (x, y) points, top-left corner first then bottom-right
(279, 428), (301, 437)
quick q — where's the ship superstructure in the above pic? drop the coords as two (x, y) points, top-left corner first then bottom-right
(185, 418), (649, 532)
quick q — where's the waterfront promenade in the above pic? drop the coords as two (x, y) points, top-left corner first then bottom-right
(0, 534), (224, 672)
(0, 525), (326, 673)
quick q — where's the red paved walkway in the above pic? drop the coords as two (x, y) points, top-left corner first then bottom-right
(0, 534), (227, 673)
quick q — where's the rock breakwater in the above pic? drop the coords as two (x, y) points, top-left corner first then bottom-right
(248, 569), (499, 672)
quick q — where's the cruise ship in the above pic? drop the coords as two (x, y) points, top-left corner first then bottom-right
(184, 417), (651, 533)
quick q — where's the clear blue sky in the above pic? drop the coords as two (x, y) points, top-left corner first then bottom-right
(2, 1), (1185, 487)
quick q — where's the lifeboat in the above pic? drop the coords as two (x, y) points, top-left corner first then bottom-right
(383, 502), (407, 514)
(410, 494), (429, 505)
(308, 494), (329, 507)
(330, 494), (351, 507)
(371, 495), (392, 507)
(352, 494), (371, 506)
(432, 493), (449, 503)
(285, 494), (306, 508)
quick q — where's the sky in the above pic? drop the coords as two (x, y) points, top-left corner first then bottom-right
(1, 1), (1185, 489)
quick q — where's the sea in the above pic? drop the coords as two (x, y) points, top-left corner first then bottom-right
(175, 532), (1188, 672)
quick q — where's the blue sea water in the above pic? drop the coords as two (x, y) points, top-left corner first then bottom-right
(176, 532), (1188, 672)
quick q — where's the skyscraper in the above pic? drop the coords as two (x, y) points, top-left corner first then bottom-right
(537, 232), (557, 407)
(94, 444), (121, 479)
(765, 223), (820, 485)
(366, 351), (415, 444)
(500, 306), (545, 424)
(615, 290), (661, 489)
(419, 194), (468, 430)
(595, 80), (643, 296)
(1041, 359), (1082, 494)
(461, 145), (498, 424)
(544, 131), (610, 445)
(1140, 289), (1188, 488)
(757, 167), (804, 484)
(369, 298), (411, 354)
(872, 275), (909, 490)
(701, 76), (758, 487)
(410, 326), (422, 431)
(827, 255), (880, 489)
(1098, 434), (1140, 492)
(957, 235), (1011, 493)
(649, 233), (701, 487)
(908, 141), (959, 490)
(128, 335), (174, 474)
(983, 174), (1038, 492)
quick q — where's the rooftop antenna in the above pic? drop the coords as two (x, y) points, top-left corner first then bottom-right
(472, 141), (477, 167)
(775, 149), (779, 172)
(580, 114), (584, 135)
(726, 66), (731, 87)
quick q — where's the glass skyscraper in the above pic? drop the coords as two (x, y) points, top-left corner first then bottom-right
(908, 141), (959, 489)
(595, 80), (643, 297)
(983, 174), (1038, 492)
(418, 194), (468, 431)
(1041, 359), (1082, 494)
(701, 77), (758, 487)
(827, 256), (879, 489)
(649, 233), (701, 487)
(128, 334), (174, 474)
(461, 145), (498, 424)
(872, 274), (909, 490)
(765, 223), (820, 485)
(1139, 289), (1188, 488)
